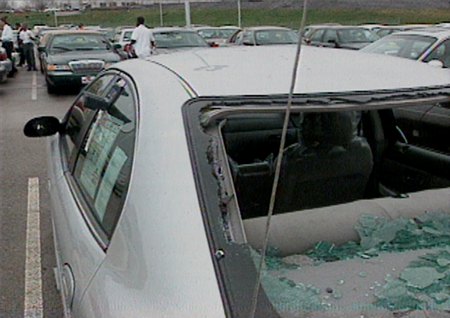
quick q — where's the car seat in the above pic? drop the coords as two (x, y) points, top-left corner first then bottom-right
(274, 111), (374, 213)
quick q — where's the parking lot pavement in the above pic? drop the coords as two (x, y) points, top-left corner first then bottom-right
(0, 68), (70, 318)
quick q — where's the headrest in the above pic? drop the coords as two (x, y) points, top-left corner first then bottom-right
(300, 111), (356, 148)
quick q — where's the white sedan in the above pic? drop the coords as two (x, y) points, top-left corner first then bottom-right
(25, 45), (450, 317)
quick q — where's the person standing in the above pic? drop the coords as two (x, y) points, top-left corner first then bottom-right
(0, 17), (18, 76)
(130, 16), (154, 59)
(15, 22), (25, 67)
(19, 23), (36, 71)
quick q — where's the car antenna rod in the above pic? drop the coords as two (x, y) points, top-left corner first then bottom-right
(249, 0), (309, 316)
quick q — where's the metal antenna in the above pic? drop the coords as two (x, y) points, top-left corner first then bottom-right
(249, 1), (309, 316)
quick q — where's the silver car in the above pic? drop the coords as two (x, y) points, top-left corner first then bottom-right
(0, 47), (12, 83)
(361, 27), (450, 67)
(25, 45), (450, 317)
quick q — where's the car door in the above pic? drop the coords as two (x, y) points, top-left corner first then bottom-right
(50, 72), (137, 316)
(374, 108), (450, 195)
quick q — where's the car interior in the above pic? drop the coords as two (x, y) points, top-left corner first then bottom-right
(215, 106), (450, 310)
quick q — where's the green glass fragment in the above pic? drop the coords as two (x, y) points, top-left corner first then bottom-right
(400, 267), (445, 289)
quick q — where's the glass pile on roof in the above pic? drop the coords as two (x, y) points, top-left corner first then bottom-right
(253, 211), (450, 313)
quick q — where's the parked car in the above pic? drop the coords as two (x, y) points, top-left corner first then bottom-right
(38, 30), (122, 93)
(0, 47), (12, 83)
(23, 45), (450, 317)
(375, 24), (431, 38)
(361, 27), (450, 67)
(227, 26), (298, 46)
(304, 25), (380, 49)
(194, 26), (241, 46)
(152, 27), (209, 52)
(112, 27), (134, 49)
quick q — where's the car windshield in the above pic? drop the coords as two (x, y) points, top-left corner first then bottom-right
(255, 29), (298, 45)
(49, 34), (110, 53)
(361, 34), (436, 59)
(338, 28), (380, 43)
(153, 31), (208, 48)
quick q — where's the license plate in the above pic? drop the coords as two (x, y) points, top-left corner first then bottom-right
(81, 75), (95, 85)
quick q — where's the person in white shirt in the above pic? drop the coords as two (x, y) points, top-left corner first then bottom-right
(19, 23), (36, 71)
(0, 17), (18, 76)
(130, 16), (154, 59)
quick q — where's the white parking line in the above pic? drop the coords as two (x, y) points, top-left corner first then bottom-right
(32, 72), (37, 101)
(24, 177), (43, 318)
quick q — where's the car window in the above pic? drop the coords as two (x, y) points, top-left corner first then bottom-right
(242, 31), (254, 45)
(62, 74), (116, 161)
(362, 35), (435, 59)
(323, 29), (338, 43)
(309, 29), (324, 42)
(71, 76), (137, 240)
(423, 39), (450, 67)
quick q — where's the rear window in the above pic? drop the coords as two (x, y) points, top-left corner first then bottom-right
(184, 91), (450, 316)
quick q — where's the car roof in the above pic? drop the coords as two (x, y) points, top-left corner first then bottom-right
(152, 27), (197, 33)
(41, 29), (104, 36)
(387, 27), (450, 38)
(113, 45), (450, 97)
(242, 26), (293, 31)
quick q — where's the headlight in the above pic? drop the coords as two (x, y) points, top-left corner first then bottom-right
(47, 64), (71, 71)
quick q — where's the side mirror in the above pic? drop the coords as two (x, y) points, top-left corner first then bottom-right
(24, 116), (61, 137)
(37, 46), (46, 53)
(303, 37), (311, 45)
(113, 43), (122, 49)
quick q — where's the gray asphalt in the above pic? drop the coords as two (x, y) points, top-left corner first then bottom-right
(0, 68), (75, 318)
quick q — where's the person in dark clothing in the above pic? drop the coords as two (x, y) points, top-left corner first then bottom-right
(15, 22), (25, 67)
(0, 17), (18, 76)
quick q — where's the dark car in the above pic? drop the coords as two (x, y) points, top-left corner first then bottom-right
(39, 30), (122, 93)
(304, 25), (380, 50)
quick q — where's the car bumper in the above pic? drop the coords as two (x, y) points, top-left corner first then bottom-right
(0, 59), (13, 73)
(0, 65), (7, 83)
(46, 71), (98, 87)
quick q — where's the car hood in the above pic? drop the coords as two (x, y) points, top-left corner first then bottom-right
(46, 50), (121, 64)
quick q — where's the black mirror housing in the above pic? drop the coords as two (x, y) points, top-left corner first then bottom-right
(24, 116), (61, 137)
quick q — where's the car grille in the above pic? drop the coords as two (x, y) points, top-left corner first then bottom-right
(69, 60), (105, 73)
